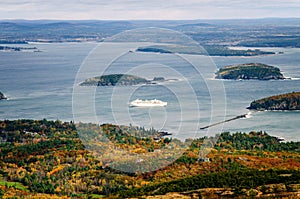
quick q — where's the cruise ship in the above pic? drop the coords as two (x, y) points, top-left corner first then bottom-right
(129, 99), (167, 107)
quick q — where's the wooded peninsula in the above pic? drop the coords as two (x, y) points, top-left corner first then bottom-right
(248, 92), (300, 111)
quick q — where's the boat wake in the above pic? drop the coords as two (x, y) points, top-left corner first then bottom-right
(291, 77), (300, 80)
(244, 111), (255, 119)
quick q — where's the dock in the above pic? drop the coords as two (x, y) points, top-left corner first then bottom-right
(200, 114), (247, 130)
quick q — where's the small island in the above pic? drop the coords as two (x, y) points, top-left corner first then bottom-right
(248, 92), (300, 111)
(215, 63), (285, 80)
(80, 74), (169, 86)
(0, 92), (7, 100)
(0, 45), (38, 52)
(80, 74), (148, 86)
(136, 45), (275, 56)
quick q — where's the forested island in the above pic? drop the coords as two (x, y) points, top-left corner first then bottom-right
(215, 63), (285, 80)
(137, 45), (275, 56)
(248, 92), (300, 111)
(0, 46), (38, 52)
(80, 74), (148, 86)
(80, 74), (168, 86)
(0, 92), (7, 100)
(0, 40), (28, 44)
(0, 119), (299, 198)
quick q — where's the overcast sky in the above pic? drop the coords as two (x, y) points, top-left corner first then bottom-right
(0, 0), (299, 20)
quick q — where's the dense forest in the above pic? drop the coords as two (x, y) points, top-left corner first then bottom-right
(118, 169), (300, 198)
(0, 119), (299, 198)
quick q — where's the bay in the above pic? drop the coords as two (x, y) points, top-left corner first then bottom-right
(0, 43), (299, 141)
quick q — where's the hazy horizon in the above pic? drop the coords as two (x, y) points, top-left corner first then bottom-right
(0, 0), (299, 20)
(1, 17), (300, 22)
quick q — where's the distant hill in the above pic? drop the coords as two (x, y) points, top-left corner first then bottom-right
(215, 63), (285, 80)
(0, 21), (135, 42)
(1, 19), (300, 47)
(248, 92), (300, 111)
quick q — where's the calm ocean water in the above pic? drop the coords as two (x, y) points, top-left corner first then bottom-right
(0, 43), (299, 141)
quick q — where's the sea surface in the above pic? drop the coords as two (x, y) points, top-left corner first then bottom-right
(0, 42), (299, 141)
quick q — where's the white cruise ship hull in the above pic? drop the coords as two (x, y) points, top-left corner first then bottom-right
(129, 99), (167, 107)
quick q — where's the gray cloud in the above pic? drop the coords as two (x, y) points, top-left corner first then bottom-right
(0, 0), (299, 19)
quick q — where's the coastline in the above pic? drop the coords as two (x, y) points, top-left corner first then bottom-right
(0, 118), (294, 143)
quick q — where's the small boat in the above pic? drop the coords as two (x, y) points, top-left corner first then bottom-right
(129, 99), (167, 107)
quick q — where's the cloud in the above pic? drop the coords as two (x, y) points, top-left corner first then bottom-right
(0, 0), (299, 20)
